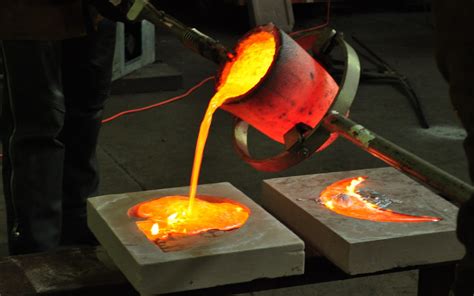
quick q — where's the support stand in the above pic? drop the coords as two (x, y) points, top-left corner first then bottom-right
(111, 20), (182, 94)
(350, 35), (430, 128)
(0, 246), (458, 296)
(324, 34), (430, 128)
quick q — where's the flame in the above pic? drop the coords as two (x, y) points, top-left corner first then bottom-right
(132, 196), (250, 241)
(130, 28), (275, 242)
(319, 176), (441, 223)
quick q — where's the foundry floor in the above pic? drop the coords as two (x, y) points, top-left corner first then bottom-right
(0, 6), (469, 296)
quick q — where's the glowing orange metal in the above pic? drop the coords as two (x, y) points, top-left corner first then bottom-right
(188, 29), (277, 211)
(131, 29), (276, 242)
(319, 176), (441, 223)
(130, 196), (250, 241)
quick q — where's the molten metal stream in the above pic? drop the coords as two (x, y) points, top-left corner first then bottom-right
(319, 177), (441, 223)
(188, 30), (277, 212)
(130, 29), (277, 241)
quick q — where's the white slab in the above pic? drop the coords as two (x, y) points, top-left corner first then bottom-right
(88, 182), (304, 295)
(261, 167), (464, 275)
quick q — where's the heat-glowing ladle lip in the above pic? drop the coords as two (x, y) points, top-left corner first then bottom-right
(127, 195), (252, 220)
(216, 23), (281, 105)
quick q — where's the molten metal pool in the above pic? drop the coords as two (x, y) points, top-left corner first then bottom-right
(129, 196), (250, 241)
(319, 176), (441, 223)
(88, 182), (305, 295)
(261, 167), (463, 275)
(131, 27), (277, 242)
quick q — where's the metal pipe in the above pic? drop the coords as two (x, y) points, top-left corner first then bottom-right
(131, 2), (230, 64)
(322, 110), (474, 205)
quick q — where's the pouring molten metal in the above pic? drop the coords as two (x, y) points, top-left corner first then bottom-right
(130, 27), (277, 242)
(319, 177), (441, 223)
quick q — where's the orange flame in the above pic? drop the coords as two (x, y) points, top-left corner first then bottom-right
(319, 176), (441, 223)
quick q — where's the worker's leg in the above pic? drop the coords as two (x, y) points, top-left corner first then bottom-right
(454, 197), (474, 296)
(0, 41), (65, 255)
(442, 50), (474, 295)
(432, 0), (474, 295)
(59, 18), (116, 245)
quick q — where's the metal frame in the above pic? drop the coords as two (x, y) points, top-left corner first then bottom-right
(112, 20), (156, 81)
(322, 111), (473, 204)
(232, 29), (361, 172)
(352, 35), (429, 128)
(119, 2), (473, 204)
(0, 246), (456, 296)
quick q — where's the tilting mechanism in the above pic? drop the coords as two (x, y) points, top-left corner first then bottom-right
(119, 0), (473, 205)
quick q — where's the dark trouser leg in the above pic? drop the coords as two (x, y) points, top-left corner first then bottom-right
(59, 19), (116, 245)
(0, 41), (64, 255)
(432, 1), (474, 295)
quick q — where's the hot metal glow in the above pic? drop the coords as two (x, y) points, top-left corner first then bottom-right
(319, 176), (441, 223)
(188, 29), (277, 212)
(131, 29), (276, 242)
(130, 196), (250, 241)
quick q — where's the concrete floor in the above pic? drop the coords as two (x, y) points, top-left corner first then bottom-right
(0, 7), (469, 296)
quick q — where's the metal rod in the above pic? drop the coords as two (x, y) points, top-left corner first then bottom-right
(139, 4), (231, 65)
(322, 111), (474, 204)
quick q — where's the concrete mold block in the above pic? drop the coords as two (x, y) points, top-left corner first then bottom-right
(261, 167), (464, 275)
(88, 182), (304, 295)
